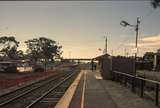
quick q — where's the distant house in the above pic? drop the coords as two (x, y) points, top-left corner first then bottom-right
(0, 61), (17, 72)
(0, 60), (33, 73)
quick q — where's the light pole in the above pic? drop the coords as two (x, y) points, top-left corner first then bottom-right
(120, 17), (140, 75)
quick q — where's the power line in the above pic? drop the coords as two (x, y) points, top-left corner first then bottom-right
(113, 36), (131, 52)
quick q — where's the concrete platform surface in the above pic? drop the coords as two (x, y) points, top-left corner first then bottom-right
(69, 70), (117, 108)
(99, 79), (157, 108)
(57, 70), (158, 108)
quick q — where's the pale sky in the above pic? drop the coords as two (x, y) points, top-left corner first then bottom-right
(0, 1), (160, 58)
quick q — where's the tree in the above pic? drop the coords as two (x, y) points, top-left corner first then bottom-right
(143, 52), (154, 61)
(39, 37), (62, 61)
(0, 36), (19, 59)
(25, 37), (62, 63)
(16, 50), (24, 59)
(25, 37), (62, 72)
(25, 38), (41, 62)
(151, 0), (160, 8)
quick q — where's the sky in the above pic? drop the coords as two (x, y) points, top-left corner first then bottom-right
(0, 1), (160, 58)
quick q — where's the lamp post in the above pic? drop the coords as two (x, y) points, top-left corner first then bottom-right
(120, 17), (140, 75)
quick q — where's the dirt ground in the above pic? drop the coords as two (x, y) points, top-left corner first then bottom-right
(0, 70), (56, 90)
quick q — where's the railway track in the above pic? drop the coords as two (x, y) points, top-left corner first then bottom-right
(26, 71), (78, 108)
(0, 72), (62, 104)
(0, 70), (78, 108)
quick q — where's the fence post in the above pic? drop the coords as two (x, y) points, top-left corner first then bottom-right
(156, 83), (159, 106)
(140, 79), (144, 97)
(132, 77), (135, 92)
(112, 71), (115, 81)
(124, 76), (127, 87)
(115, 73), (118, 82)
(119, 75), (122, 85)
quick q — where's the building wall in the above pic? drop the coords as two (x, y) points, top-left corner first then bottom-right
(98, 56), (112, 80)
(98, 56), (135, 79)
(112, 57), (135, 75)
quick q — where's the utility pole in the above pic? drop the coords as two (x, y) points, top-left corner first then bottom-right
(135, 17), (140, 60)
(134, 17), (140, 76)
(106, 36), (107, 54)
(103, 36), (107, 54)
(120, 17), (140, 75)
(120, 17), (140, 92)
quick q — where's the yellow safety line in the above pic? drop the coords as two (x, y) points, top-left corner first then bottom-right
(81, 70), (86, 108)
(55, 71), (83, 108)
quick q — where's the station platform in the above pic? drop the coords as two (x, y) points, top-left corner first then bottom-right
(55, 70), (157, 108)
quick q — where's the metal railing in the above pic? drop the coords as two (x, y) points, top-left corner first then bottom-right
(112, 71), (160, 106)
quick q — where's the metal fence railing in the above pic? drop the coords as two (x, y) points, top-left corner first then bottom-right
(113, 70), (160, 106)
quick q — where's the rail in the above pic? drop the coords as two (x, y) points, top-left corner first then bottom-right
(0, 72), (71, 107)
(113, 70), (160, 106)
(26, 71), (77, 108)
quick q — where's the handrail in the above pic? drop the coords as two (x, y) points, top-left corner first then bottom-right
(113, 70), (160, 85)
(113, 70), (160, 106)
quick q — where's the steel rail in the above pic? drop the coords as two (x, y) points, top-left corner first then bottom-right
(26, 72), (76, 108)
(0, 72), (60, 99)
(0, 72), (67, 107)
